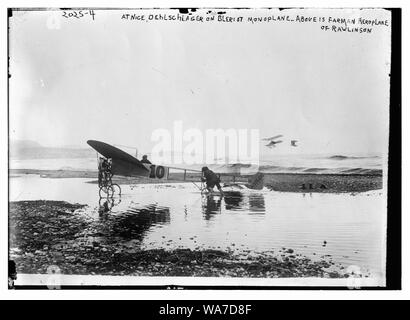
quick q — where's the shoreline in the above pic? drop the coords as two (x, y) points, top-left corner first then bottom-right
(9, 168), (383, 193)
(9, 200), (359, 278)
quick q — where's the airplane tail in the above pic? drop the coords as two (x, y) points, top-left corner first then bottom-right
(246, 172), (265, 190)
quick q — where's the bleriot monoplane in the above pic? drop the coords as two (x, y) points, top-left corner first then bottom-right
(87, 140), (265, 198)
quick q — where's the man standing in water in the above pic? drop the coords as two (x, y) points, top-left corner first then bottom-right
(201, 167), (223, 195)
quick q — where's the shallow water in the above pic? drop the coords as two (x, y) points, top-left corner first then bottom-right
(9, 175), (386, 279)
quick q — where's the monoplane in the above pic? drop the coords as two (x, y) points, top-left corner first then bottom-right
(87, 140), (265, 198)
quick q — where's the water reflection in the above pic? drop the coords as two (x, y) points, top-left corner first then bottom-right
(98, 196), (122, 214)
(97, 197), (170, 242)
(248, 194), (265, 213)
(202, 195), (222, 219)
(224, 191), (243, 210)
(202, 191), (266, 220)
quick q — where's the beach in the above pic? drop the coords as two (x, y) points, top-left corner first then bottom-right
(8, 170), (386, 285)
(9, 200), (347, 278)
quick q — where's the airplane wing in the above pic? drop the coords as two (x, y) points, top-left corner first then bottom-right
(262, 134), (283, 141)
(87, 140), (150, 177)
(223, 172), (265, 190)
(88, 140), (204, 180)
(266, 140), (283, 147)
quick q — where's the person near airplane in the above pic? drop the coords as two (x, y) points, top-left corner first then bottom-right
(201, 166), (223, 194)
(140, 154), (152, 164)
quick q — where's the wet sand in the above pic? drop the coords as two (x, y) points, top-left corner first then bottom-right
(9, 168), (382, 193)
(264, 173), (382, 193)
(9, 200), (354, 278)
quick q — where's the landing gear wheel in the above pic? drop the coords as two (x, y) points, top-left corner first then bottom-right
(111, 183), (122, 196)
(99, 185), (114, 198)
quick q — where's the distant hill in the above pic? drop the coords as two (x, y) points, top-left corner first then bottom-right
(11, 140), (43, 149)
(10, 140), (96, 159)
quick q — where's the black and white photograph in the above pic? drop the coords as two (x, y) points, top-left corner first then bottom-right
(7, 7), (397, 289)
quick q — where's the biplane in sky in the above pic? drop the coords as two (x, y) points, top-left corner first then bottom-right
(262, 135), (299, 148)
(87, 140), (265, 198)
(262, 134), (283, 148)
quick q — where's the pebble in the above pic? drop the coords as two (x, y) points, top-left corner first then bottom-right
(10, 200), (352, 278)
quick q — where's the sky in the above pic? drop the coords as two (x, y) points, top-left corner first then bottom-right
(9, 8), (391, 158)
